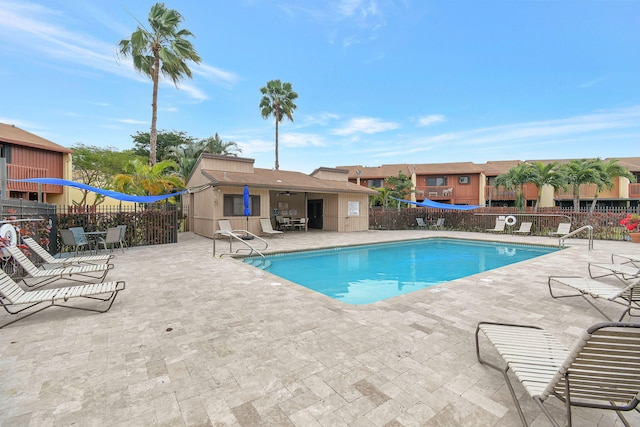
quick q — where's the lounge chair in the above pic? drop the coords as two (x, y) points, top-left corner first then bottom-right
(6, 245), (114, 289)
(486, 219), (506, 232)
(588, 262), (640, 285)
(430, 218), (445, 230)
(215, 220), (248, 239)
(549, 222), (571, 237)
(476, 321), (640, 427)
(260, 218), (284, 238)
(513, 222), (532, 235)
(548, 276), (640, 321)
(0, 268), (125, 329)
(22, 236), (113, 267)
(612, 253), (639, 267)
(416, 218), (428, 229)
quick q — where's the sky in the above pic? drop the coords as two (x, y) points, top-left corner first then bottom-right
(1, 0), (639, 174)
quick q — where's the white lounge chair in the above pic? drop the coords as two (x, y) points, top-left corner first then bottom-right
(612, 253), (640, 267)
(513, 222), (532, 235)
(6, 245), (114, 289)
(476, 321), (640, 427)
(549, 222), (571, 237)
(260, 218), (284, 238)
(548, 276), (640, 321)
(0, 268), (125, 329)
(588, 262), (640, 285)
(22, 236), (113, 267)
(486, 219), (506, 232)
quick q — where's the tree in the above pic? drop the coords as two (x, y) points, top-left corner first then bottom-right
(259, 80), (298, 170)
(527, 161), (563, 212)
(588, 158), (633, 212)
(71, 144), (141, 206)
(131, 130), (196, 162)
(113, 158), (185, 199)
(118, 3), (201, 166)
(559, 159), (604, 212)
(201, 133), (242, 156)
(167, 139), (206, 178)
(495, 162), (536, 209)
(385, 171), (414, 208)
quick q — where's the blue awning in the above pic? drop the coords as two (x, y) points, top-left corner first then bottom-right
(11, 178), (187, 203)
(392, 197), (483, 210)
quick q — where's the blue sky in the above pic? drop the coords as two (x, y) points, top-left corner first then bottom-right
(1, 0), (639, 174)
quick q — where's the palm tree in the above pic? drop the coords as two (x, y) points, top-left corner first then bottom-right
(113, 158), (185, 198)
(588, 158), (633, 212)
(167, 139), (206, 178)
(559, 159), (604, 212)
(118, 3), (201, 166)
(201, 133), (242, 156)
(528, 161), (563, 212)
(495, 162), (536, 209)
(259, 80), (298, 170)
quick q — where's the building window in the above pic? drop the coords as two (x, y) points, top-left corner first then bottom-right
(459, 176), (470, 184)
(368, 179), (384, 188)
(426, 176), (447, 186)
(223, 194), (261, 216)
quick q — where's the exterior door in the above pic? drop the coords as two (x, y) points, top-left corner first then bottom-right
(307, 199), (323, 229)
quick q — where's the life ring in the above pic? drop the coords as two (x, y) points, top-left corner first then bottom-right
(505, 215), (517, 226)
(0, 224), (18, 259)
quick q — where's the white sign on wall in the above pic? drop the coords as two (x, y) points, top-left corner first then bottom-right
(348, 201), (359, 216)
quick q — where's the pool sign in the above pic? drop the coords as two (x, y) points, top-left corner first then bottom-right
(348, 201), (359, 216)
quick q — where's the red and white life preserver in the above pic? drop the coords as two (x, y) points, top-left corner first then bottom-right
(0, 224), (18, 259)
(505, 215), (517, 226)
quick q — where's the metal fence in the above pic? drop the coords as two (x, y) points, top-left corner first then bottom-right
(370, 205), (640, 241)
(1, 200), (183, 255)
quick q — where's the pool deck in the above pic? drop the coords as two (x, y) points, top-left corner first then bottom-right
(1, 230), (638, 426)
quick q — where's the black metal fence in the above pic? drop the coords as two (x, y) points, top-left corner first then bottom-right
(370, 205), (640, 241)
(1, 200), (183, 255)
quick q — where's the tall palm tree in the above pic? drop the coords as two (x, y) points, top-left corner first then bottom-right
(201, 133), (242, 156)
(167, 139), (206, 178)
(495, 162), (536, 209)
(528, 161), (563, 212)
(259, 80), (298, 170)
(118, 3), (201, 166)
(588, 158), (633, 212)
(113, 158), (185, 198)
(559, 159), (603, 212)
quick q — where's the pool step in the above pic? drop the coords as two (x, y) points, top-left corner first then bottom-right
(244, 258), (272, 270)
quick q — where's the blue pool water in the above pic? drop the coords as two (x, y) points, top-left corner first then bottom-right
(245, 238), (558, 305)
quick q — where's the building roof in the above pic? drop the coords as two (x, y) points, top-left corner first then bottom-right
(201, 168), (377, 195)
(0, 123), (72, 153)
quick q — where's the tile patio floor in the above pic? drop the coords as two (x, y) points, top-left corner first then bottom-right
(0, 229), (639, 426)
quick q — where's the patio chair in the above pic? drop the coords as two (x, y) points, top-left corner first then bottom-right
(548, 275), (640, 321)
(588, 262), (640, 285)
(513, 222), (532, 235)
(430, 218), (445, 230)
(60, 228), (90, 256)
(22, 236), (113, 267)
(549, 222), (571, 237)
(0, 268), (125, 329)
(117, 225), (127, 250)
(416, 218), (428, 229)
(476, 321), (640, 427)
(486, 219), (506, 232)
(277, 216), (293, 231)
(6, 245), (114, 289)
(97, 227), (125, 253)
(293, 218), (307, 231)
(260, 218), (284, 238)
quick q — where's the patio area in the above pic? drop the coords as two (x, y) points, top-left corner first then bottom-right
(0, 230), (638, 426)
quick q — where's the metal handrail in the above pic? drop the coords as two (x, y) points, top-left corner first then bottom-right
(558, 225), (594, 250)
(213, 229), (268, 260)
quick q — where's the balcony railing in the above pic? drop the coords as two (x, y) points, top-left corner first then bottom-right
(6, 164), (62, 193)
(485, 186), (517, 200)
(415, 186), (453, 198)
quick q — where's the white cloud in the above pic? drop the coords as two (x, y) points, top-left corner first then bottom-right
(280, 133), (325, 148)
(331, 117), (399, 135)
(417, 114), (446, 127)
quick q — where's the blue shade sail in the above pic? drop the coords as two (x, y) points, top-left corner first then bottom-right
(10, 178), (187, 203)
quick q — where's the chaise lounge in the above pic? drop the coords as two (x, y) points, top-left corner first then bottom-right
(22, 236), (113, 267)
(0, 268), (125, 329)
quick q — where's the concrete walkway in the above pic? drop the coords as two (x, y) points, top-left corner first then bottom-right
(0, 230), (638, 426)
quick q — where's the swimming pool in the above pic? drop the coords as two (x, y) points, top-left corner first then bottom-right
(244, 238), (558, 304)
